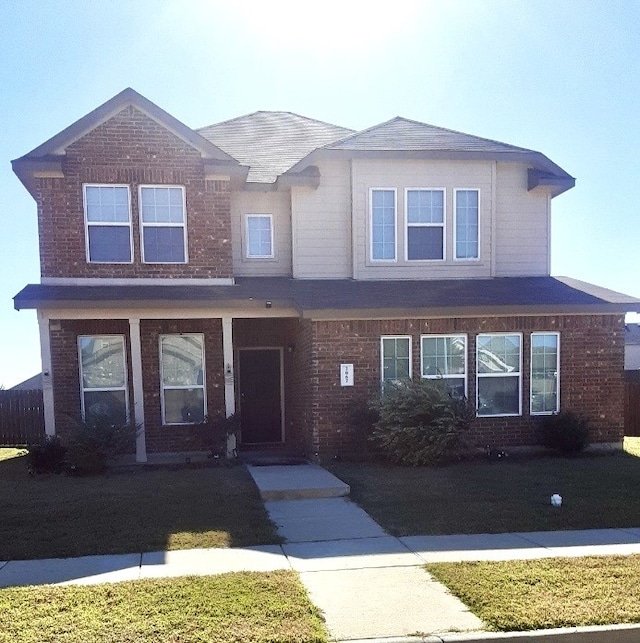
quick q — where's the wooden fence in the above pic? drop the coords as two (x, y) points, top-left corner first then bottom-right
(0, 389), (45, 446)
(625, 372), (640, 437)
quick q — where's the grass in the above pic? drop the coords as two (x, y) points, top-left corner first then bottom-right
(0, 571), (327, 643)
(0, 447), (27, 462)
(0, 451), (280, 560)
(328, 449), (640, 536)
(427, 555), (640, 631)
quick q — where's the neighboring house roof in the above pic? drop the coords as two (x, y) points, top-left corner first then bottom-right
(197, 111), (354, 183)
(10, 374), (43, 391)
(626, 324), (640, 370)
(13, 277), (640, 318)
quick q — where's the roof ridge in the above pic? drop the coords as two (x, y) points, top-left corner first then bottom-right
(198, 110), (353, 134)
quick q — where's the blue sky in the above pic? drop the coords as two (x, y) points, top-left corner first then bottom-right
(1, 0), (639, 387)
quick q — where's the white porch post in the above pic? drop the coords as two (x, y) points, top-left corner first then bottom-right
(222, 316), (236, 457)
(129, 317), (147, 463)
(37, 311), (56, 437)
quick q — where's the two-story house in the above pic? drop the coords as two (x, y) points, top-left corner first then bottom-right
(12, 88), (640, 462)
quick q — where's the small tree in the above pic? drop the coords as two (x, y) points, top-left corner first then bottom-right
(370, 378), (475, 466)
(540, 411), (590, 456)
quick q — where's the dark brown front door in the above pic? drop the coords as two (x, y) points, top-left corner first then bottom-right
(238, 349), (283, 444)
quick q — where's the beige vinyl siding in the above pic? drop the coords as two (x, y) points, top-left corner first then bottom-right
(352, 159), (493, 280)
(230, 190), (292, 276)
(291, 160), (352, 278)
(494, 163), (550, 276)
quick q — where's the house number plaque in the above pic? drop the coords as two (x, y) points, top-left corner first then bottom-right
(340, 364), (354, 387)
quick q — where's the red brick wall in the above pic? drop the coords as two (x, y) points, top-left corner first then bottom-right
(35, 106), (232, 279)
(305, 314), (626, 460)
(140, 319), (224, 453)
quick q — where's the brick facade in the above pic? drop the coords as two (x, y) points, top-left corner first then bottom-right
(36, 106), (232, 279)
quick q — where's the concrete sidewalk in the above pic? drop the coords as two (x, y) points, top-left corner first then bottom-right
(3, 462), (640, 643)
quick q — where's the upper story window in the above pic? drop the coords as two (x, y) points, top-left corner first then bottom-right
(421, 334), (467, 398)
(246, 214), (274, 258)
(83, 185), (132, 263)
(406, 189), (445, 261)
(477, 333), (522, 417)
(140, 186), (187, 263)
(371, 189), (397, 261)
(455, 189), (479, 260)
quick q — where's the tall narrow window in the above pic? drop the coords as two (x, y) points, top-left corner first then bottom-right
(140, 186), (187, 263)
(84, 185), (132, 263)
(421, 335), (467, 398)
(455, 189), (479, 259)
(381, 336), (411, 385)
(79, 335), (128, 422)
(371, 189), (396, 261)
(246, 214), (274, 258)
(406, 189), (444, 260)
(160, 334), (206, 424)
(531, 332), (560, 414)
(476, 333), (522, 416)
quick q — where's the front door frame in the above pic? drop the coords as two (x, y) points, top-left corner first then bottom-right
(236, 346), (285, 444)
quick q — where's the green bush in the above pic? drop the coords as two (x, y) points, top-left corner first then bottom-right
(370, 378), (475, 466)
(66, 413), (139, 475)
(540, 411), (590, 455)
(27, 436), (67, 474)
(202, 413), (240, 457)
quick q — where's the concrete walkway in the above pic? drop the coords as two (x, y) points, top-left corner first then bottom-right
(3, 462), (640, 643)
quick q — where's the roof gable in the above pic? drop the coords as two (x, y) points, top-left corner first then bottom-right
(197, 111), (353, 183)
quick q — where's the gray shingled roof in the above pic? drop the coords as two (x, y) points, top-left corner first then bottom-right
(324, 117), (537, 153)
(197, 112), (353, 183)
(14, 277), (640, 315)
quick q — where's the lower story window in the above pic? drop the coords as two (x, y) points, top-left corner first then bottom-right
(381, 336), (411, 385)
(531, 332), (560, 414)
(476, 333), (522, 416)
(79, 335), (128, 422)
(421, 334), (467, 397)
(160, 334), (206, 424)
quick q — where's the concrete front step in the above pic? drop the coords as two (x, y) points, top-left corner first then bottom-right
(247, 463), (350, 500)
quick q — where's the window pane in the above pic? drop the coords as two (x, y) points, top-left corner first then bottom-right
(372, 190), (395, 260)
(407, 190), (443, 224)
(477, 335), (520, 374)
(531, 334), (559, 413)
(456, 190), (479, 259)
(161, 335), (204, 387)
(422, 336), (465, 376)
(144, 227), (185, 263)
(83, 390), (127, 423)
(80, 336), (126, 389)
(382, 338), (410, 381)
(407, 227), (443, 260)
(88, 226), (131, 263)
(141, 187), (184, 223)
(477, 377), (520, 416)
(86, 186), (130, 223)
(247, 216), (272, 257)
(164, 388), (205, 424)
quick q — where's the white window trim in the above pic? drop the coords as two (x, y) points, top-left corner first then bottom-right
(83, 184), (133, 264)
(453, 188), (481, 261)
(380, 335), (412, 385)
(139, 185), (189, 264)
(530, 331), (560, 415)
(476, 332), (523, 417)
(78, 335), (129, 420)
(369, 188), (397, 262)
(420, 334), (468, 397)
(159, 333), (206, 426)
(245, 214), (275, 259)
(404, 188), (446, 262)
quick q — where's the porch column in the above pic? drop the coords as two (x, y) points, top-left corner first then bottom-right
(37, 311), (55, 437)
(222, 316), (236, 457)
(129, 317), (147, 463)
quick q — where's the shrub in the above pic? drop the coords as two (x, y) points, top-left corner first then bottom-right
(540, 411), (590, 455)
(347, 398), (381, 453)
(202, 413), (240, 457)
(27, 436), (67, 474)
(370, 378), (475, 466)
(65, 412), (139, 475)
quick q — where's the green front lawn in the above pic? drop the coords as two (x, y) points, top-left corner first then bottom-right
(427, 555), (640, 631)
(0, 452), (280, 560)
(329, 449), (640, 536)
(0, 571), (327, 643)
